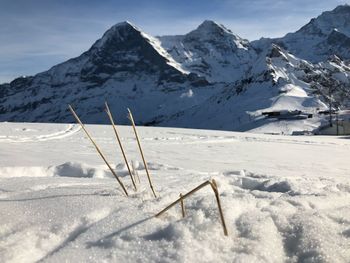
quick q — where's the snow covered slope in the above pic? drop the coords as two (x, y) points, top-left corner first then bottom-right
(0, 122), (350, 262)
(1, 6), (350, 134)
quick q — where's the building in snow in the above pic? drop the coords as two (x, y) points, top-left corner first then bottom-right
(316, 110), (350, 135)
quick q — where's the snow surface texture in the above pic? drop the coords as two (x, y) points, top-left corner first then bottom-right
(1, 122), (350, 262)
(1, 6), (350, 134)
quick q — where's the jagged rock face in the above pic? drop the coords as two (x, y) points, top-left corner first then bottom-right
(1, 6), (350, 133)
(273, 5), (350, 62)
(300, 5), (350, 36)
(184, 20), (250, 49)
(81, 22), (186, 85)
(159, 20), (255, 83)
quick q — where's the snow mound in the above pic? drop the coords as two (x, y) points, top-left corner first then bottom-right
(52, 162), (110, 179)
(0, 162), (116, 179)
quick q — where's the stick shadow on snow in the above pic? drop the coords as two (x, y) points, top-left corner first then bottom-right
(86, 216), (153, 249)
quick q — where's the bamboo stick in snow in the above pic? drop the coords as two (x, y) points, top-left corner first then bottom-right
(68, 105), (128, 196)
(180, 193), (186, 218)
(210, 179), (228, 236)
(127, 108), (157, 198)
(155, 179), (228, 236)
(155, 181), (210, 217)
(105, 102), (137, 191)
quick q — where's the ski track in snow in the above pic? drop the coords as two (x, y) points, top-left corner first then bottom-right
(0, 124), (81, 143)
(0, 123), (350, 262)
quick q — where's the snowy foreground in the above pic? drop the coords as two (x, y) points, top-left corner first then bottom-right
(1, 122), (350, 263)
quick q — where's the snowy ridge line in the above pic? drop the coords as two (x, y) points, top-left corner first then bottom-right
(0, 124), (80, 143)
(140, 31), (189, 74)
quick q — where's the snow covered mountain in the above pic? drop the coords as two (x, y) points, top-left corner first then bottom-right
(255, 5), (350, 62)
(159, 20), (255, 83)
(1, 5), (350, 134)
(0, 22), (208, 125)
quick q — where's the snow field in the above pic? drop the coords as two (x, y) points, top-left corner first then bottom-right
(0, 123), (350, 262)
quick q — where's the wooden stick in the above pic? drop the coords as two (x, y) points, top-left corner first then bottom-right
(155, 179), (228, 236)
(105, 102), (137, 191)
(180, 193), (186, 218)
(155, 181), (211, 217)
(68, 105), (128, 197)
(210, 179), (228, 236)
(127, 108), (157, 198)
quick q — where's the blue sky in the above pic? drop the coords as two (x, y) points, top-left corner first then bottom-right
(0, 0), (348, 84)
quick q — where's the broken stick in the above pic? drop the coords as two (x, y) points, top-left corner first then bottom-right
(210, 179), (228, 236)
(155, 179), (228, 236)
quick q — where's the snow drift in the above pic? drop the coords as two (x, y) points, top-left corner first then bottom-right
(0, 122), (349, 262)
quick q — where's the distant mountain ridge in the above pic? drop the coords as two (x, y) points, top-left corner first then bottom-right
(256, 4), (350, 62)
(1, 5), (350, 134)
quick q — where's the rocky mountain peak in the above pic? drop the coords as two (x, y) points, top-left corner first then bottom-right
(186, 20), (245, 43)
(195, 20), (229, 34)
(91, 21), (141, 50)
(182, 20), (250, 55)
(72, 20), (188, 86)
(332, 4), (350, 14)
(269, 5), (350, 62)
(297, 5), (350, 37)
